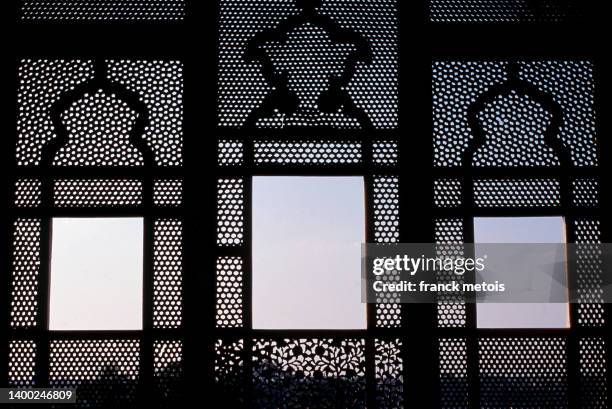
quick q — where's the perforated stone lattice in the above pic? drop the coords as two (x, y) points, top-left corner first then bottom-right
(216, 257), (244, 328)
(53, 90), (144, 167)
(435, 219), (467, 328)
(217, 178), (244, 246)
(253, 338), (366, 409)
(574, 219), (605, 327)
(218, 140), (244, 166)
(154, 340), (184, 403)
(107, 60), (184, 166)
(154, 219), (183, 329)
(375, 339), (404, 409)
(573, 178), (600, 208)
(215, 339), (244, 405)
(14, 179), (42, 207)
(18, 59), (183, 167)
(254, 140), (362, 165)
(373, 140), (399, 166)
(20, 0), (186, 21)
(479, 337), (568, 408)
(9, 340), (37, 387)
(579, 337), (608, 409)
(10, 219), (41, 328)
(53, 179), (143, 207)
(50, 340), (140, 407)
(473, 178), (561, 208)
(154, 179), (183, 207)
(433, 61), (597, 168)
(434, 178), (462, 208)
(430, 0), (584, 22)
(439, 338), (469, 409)
(373, 176), (401, 328)
(218, 0), (398, 129)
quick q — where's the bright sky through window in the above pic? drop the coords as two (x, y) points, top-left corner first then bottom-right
(252, 177), (366, 329)
(474, 216), (570, 329)
(49, 217), (144, 331)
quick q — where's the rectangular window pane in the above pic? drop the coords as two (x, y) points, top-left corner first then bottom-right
(252, 177), (366, 329)
(474, 217), (570, 329)
(49, 218), (144, 331)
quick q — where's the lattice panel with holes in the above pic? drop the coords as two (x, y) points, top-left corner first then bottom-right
(254, 140), (363, 165)
(574, 219), (605, 327)
(375, 339), (403, 409)
(433, 61), (596, 167)
(9, 340), (37, 387)
(218, 0), (398, 129)
(216, 178), (244, 246)
(50, 340), (140, 407)
(154, 179), (183, 207)
(579, 337), (608, 409)
(17, 59), (183, 167)
(53, 179), (143, 207)
(10, 218), (41, 328)
(435, 219), (467, 328)
(218, 140), (244, 166)
(479, 337), (568, 408)
(14, 179), (42, 207)
(473, 178), (561, 208)
(20, 0), (186, 21)
(373, 176), (401, 328)
(253, 338), (366, 409)
(434, 178), (462, 208)
(430, 0), (584, 22)
(154, 340), (184, 404)
(573, 178), (600, 208)
(154, 219), (183, 328)
(216, 257), (244, 328)
(215, 339), (245, 406)
(439, 338), (469, 409)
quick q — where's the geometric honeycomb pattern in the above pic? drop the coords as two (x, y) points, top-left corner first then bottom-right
(218, 0), (398, 129)
(53, 179), (143, 207)
(9, 340), (37, 387)
(154, 179), (183, 207)
(375, 339), (403, 409)
(216, 257), (243, 328)
(216, 178), (244, 246)
(479, 337), (568, 408)
(52, 91), (144, 167)
(373, 176), (401, 328)
(439, 338), (469, 409)
(579, 337), (608, 409)
(430, 0), (584, 23)
(218, 140), (244, 167)
(433, 61), (596, 168)
(572, 178), (600, 208)
(574, 219), (605, 327)
(20, 0), (186, 21)
(373, 176), (399, 243)
(254, 140), (362, 165)
(252, 338), (366, 409)
(473, 178), (560, 208)
(154, 219), (183, 329)
(14, 178), (42, 207)
(373, 140), (399, 166)
(154, 340), (184, 405)
(49, 340), (140, 407)
(17, 59), (183, 167)
(435, 218), (467, 328)
(10, 218), (41, 328)
(434, 178), (462, 208)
